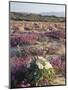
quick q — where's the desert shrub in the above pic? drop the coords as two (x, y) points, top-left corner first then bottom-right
(49, 55), (65, 75)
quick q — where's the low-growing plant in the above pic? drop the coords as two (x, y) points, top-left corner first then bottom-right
(25, 57), (55, 86)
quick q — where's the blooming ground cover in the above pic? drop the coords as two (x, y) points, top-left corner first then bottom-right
(10, 20), (65, 88)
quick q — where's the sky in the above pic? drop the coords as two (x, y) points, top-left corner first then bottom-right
(10, 2), (65, 14)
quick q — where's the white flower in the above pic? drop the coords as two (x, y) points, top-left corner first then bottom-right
(36, 57), (53, 70)
(36, 61), (44, 69)
(34, 72), (37, 75)
(27, 63), (30, 68)
(45, 61), (53, 69)
(38, 56), (44, 60)
(38, 56), (47, 62)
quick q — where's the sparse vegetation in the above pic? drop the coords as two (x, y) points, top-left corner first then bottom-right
(10, 12), (66, 88)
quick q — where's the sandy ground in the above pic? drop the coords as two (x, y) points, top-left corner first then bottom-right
(52, 74), (65, 85)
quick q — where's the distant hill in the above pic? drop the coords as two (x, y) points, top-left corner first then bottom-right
(10, 12), (65, 22)
(40, 12), (65, 17)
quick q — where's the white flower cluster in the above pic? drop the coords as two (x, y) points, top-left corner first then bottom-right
(36, 61), (43, 69)
(36, 56), (53, 70)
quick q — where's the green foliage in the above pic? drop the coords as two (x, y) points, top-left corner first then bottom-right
(26, 58), (42, 86)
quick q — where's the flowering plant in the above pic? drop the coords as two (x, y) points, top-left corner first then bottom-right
(26, 56), (55, 86)
(11, 56), (55, 88)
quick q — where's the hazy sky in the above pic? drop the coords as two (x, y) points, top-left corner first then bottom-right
(10, 2), (65, 14)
